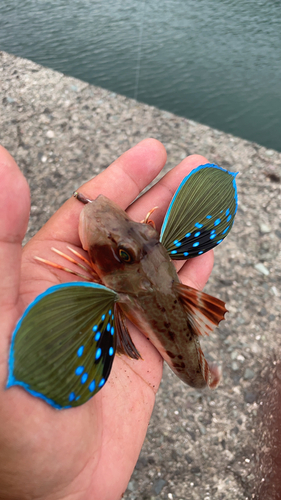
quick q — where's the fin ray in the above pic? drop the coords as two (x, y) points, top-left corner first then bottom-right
(175, 282), (227, 338)
(114, 304), (142, 360)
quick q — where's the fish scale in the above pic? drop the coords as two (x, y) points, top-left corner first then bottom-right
(7, 163), (238, 408)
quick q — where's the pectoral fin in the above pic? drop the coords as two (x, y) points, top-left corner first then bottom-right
(160, 164), (238, 259)
(7, 282), (118, 408)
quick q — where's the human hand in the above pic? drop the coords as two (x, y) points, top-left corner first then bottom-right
(0, 139), (213, 500)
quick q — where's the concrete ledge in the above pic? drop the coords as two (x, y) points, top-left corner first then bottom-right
(1, 51), (281, 499)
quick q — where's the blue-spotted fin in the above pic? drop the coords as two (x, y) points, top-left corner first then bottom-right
(7, 163), (238, 409)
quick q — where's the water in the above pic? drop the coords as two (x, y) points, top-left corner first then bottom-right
(1, 0), (281, 151)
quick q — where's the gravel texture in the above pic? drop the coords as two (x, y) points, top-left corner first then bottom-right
(1, 51), (281, 500)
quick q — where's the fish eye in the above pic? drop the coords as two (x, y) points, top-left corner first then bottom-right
(118, 248), (132, 263)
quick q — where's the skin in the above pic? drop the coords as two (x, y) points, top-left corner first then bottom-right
(0, 139), (214, 500)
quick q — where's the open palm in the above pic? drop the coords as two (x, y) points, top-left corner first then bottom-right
(0, 139), (213, 500)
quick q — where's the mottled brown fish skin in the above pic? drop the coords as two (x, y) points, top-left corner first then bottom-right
(79, 194), (211, 389)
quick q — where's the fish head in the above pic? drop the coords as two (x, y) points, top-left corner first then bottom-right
(79, 195), (171, 293)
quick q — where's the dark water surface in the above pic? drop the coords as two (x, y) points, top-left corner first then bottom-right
(1, 0), (281, 151)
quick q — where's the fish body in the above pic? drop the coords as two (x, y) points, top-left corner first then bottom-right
(80, 195), (219, 389)
(7, 163), (238, 408)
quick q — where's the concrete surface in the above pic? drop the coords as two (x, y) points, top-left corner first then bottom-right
(1, 51), (281, 500)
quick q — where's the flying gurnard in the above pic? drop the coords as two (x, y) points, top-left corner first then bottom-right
(7, 163), (238, 409)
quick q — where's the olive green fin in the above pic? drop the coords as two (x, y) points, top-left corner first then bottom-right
(7, 282), (118, 409)
(160, 164), (238, 259)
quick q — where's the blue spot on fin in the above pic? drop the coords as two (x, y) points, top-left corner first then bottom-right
(159, 163), (238, 260)
(6, 282), (118, 409)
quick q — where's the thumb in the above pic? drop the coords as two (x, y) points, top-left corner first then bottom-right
(0, 146), (30, 312)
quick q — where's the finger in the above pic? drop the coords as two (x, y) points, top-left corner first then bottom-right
(127, 154), (209, 227)
(34, 139), (167, 246)
(177, 250), (214, 291)
(0, 146), (30, 310)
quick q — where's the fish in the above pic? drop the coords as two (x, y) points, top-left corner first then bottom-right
(6, 163), (238, 409)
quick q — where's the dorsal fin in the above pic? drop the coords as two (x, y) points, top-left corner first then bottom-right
(174, 282), (227, 337)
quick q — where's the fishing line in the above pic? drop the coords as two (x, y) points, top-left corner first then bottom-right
(134, 0), (146, 101)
